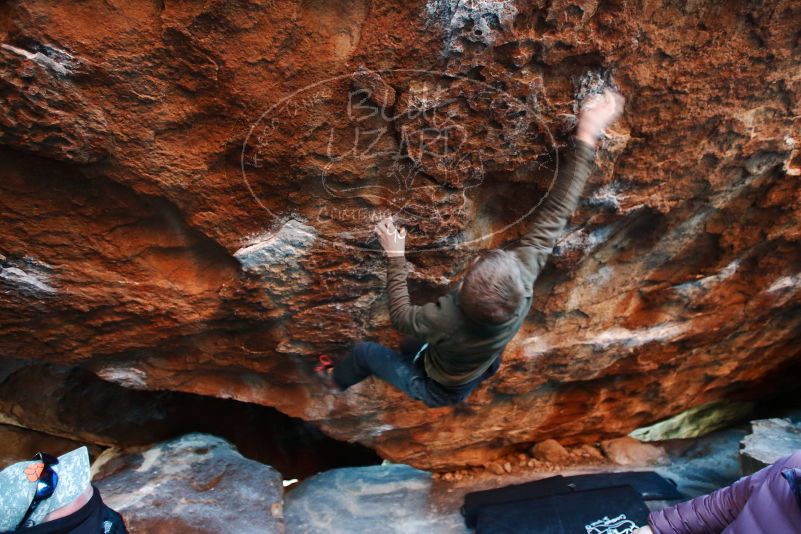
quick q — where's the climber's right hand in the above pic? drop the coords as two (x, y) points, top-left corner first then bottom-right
(577, 88), (625, 147)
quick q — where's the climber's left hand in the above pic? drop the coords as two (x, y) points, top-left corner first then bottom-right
(375, 217), (406, 258)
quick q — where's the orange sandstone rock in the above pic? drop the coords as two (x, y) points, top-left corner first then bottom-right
(0, 0), (800, 470)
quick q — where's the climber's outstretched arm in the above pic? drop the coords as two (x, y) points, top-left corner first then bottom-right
(514, 89), (625, 281)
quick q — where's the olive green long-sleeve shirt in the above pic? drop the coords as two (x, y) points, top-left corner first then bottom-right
(387, 140), (597, 386)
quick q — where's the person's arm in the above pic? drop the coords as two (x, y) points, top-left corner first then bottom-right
(375, 217), (440, 338)
(513, 140), (596, 279)
(646, 451), (801, 533)
(514, 89), (624, 280)
(646, 472), (753, 533)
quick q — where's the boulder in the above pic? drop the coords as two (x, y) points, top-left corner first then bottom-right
(740, 418), (801, 475)
(284, 464), (466, 533)
(1, 0), (800, 471)
(655, 428), (747, 501)
(530, 439), (570, 463)
(601, 437), (669, 466)
(577, 444), (605, 462)
(485, 462), (506, 476)
(94, 434), (283, 534)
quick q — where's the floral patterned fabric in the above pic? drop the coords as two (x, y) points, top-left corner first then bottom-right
(0, 447), (90, 531)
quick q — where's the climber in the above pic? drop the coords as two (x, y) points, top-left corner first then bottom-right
(316, 88), (626, 407)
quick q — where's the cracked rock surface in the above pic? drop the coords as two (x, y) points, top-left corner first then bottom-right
(94, 434), (284, 534)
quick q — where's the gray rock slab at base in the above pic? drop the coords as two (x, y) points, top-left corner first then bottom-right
(654, 427), (747, 505)
(285, 464), (468, 534)
(94, 433), (283, 534)
(741, 418), (801, 475)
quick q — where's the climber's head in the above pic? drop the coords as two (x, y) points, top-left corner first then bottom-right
(0, 447), (94, 531)
(459, 249), (525, 325)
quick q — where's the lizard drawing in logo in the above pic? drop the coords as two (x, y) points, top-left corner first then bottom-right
(585, 514), (640, 534)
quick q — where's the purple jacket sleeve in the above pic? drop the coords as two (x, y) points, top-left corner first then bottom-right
(648, 457), (788, 533)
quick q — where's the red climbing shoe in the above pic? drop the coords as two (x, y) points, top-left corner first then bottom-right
(314, 354), (338, 389)
(315, 354), (333, 373)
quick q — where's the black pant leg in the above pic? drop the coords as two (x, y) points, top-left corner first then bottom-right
(333, 341), (456, 407)
(333, 341), (419, 392)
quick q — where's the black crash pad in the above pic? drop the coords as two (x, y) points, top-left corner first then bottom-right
(463, 471), (682, 528)
(474, 484), (651, 534)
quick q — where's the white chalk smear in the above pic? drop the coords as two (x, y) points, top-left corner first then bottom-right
(523, 322), (688, 356)
(672, 259), (740, 297)
(1, 43), (74, 76)
(766, 273), (801, 293)
(426, 0), (517, 54)
(0, 266), (56, 294)
(234, 219), (317, 274)
(96, 367), (148, 389)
